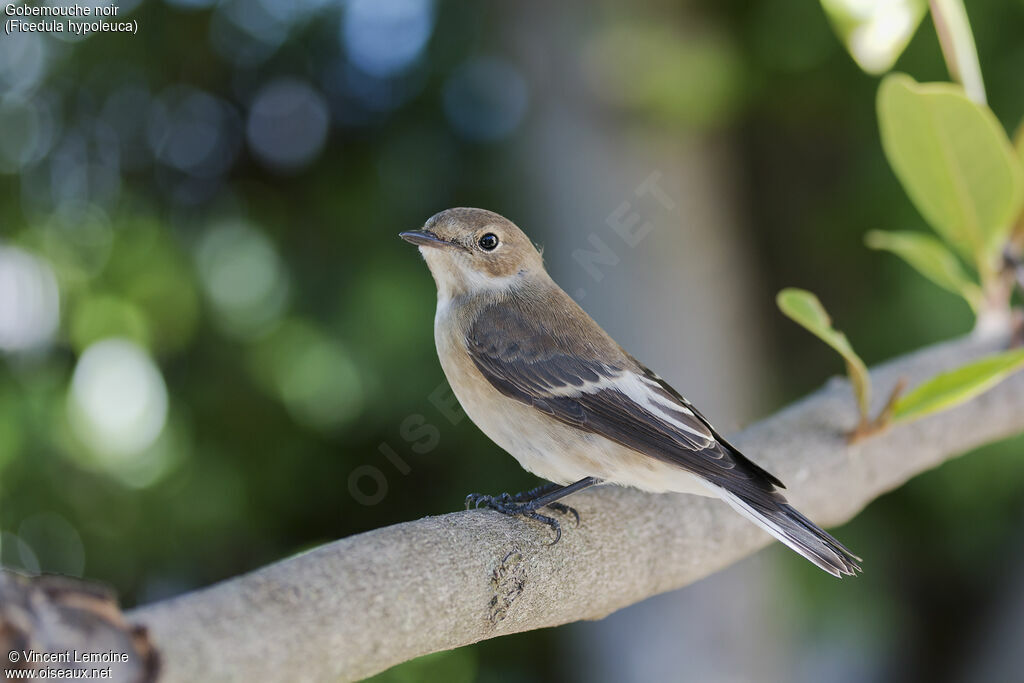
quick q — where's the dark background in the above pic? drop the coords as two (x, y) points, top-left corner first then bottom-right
(1, 1), (1023, 681)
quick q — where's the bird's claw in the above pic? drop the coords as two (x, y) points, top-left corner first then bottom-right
(544, 501), (581, 528)
(524, 510), (562, 544)
(463, 491), (579, 542)
(465, 492), (508, 510)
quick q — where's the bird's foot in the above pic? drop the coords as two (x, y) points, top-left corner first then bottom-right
(464, 490), (580, 544)
(539, 502), (580, 527)
(508, 484), (581, 527)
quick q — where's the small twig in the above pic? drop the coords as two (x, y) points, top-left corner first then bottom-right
(848, 377), (908, 443)
(929, 0), (986, 104)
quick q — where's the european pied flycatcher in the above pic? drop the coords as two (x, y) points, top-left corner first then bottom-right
(400, 208), (861, 577)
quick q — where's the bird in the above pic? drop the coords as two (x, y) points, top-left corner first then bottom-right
(400, 207), (861, 577)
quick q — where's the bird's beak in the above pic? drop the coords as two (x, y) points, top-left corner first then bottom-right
(399, 230), (450, 249)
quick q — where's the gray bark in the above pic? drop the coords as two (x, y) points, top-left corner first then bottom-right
(126, 329), (1023, 682)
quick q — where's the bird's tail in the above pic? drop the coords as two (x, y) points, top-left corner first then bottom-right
(714, 487), (862, 577)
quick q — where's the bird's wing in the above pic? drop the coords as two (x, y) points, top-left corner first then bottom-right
(468, 299), (862, 577)
(466, 300), (780, 494)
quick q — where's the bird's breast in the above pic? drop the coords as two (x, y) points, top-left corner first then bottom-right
(432, 303), (584, 483)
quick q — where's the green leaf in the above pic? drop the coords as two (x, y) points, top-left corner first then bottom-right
(877, 74), (1024, 267)
(820, 0), (926, 75)
(892, 347), (1024, 423)
(777, 288), (871, 416)
(865, 230), (982, 311)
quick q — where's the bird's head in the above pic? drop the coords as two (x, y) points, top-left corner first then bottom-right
(400, 208), (545, 299)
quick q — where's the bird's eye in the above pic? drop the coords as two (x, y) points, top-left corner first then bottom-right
(478, 233), (499, 251)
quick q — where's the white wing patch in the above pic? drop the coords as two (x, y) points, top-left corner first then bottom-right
(543, 369), (714, 447)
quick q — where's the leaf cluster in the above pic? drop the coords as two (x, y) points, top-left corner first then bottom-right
(778, 2), (1024, 436)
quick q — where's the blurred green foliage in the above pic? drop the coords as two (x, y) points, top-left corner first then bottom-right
(780, 60), (1024, 434)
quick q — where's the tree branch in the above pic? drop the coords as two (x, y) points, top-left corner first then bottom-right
(128, 330), (1024, 682)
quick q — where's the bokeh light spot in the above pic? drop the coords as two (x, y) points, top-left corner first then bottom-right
(0, 247), (60, 354)
(246, 79), (330, 172)
(43, 126), (123, 213)
(249, 319), (364, 433)
(196, 220), (289, 339)
(210, 0), (288, 67)
(0, 32), (48, 93)
(147, 87), (241, 179)
(342, 0), (435, 78)
(68, 338), (169, 460)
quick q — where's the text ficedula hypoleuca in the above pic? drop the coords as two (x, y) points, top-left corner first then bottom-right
(400, 207), (861, 577)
